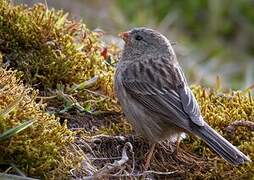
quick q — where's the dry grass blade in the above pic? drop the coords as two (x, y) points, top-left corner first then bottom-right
(56, 90), (85, 113)
(1, 163), (26, 176)
(69, 75), (99, 92)
(0, 173), (39, 180)
(0, 120), (34, 141)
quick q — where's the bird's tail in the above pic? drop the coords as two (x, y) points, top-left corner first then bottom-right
(193, 123), (251, 165)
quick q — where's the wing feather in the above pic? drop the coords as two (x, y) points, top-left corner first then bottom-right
(122, 57), (204, 130)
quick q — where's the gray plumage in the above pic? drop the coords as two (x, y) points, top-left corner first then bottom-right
(114, 27), (250, 165)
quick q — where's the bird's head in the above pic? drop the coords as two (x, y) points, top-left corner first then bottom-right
(119, 27), (175, 60)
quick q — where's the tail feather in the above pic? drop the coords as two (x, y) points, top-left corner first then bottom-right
(193, 123), (251, 165)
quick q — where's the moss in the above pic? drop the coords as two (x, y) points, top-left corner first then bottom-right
(0, 1), (97, 89)
(99, 119), (133, 136)
(184, 85), (254, 179)
(0, 67), (87, 179)
(0, 1), (253, 179)
(0, 0), (119, 112)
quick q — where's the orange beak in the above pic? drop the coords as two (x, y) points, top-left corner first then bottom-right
(119, 31), (129, 42)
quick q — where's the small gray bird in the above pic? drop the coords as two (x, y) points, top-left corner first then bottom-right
(114, 27), (250, 169)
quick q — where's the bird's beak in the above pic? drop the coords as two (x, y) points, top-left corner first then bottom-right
(119, 31), (129, 42)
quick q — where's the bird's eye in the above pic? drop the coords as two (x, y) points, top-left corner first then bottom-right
(135, 35), (143, 41)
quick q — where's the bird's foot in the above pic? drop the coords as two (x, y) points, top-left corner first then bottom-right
(143, 143), (156, 171)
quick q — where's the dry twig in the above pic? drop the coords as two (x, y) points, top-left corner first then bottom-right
(225, 120), (254, 133)
(90, 142), (133, 178)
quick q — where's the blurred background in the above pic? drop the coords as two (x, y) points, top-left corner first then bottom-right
(14, 0), (254, 89)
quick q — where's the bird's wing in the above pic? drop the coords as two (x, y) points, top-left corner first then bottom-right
(174, 67), (204, 126)
(122, 58), (204, 131)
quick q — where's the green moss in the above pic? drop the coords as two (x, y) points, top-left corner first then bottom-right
(0, 1), (252, 178)
(0, 67), (86, 179)
(184, 85), (254, 179)
(99, 120), (133, 136)
(0, 0), (119, 112)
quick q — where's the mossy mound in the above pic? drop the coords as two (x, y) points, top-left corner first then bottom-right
(0, 67), (89, 179)
(185, 85), (254, 179)
(0, 0), (101, 89)
(0, 0), (118, 112)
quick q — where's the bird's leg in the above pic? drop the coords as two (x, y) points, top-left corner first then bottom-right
(144, 143), (156, 171)
(174, 134), (181, 155)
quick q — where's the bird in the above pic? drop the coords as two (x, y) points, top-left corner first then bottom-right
(114, 27), (251, 170)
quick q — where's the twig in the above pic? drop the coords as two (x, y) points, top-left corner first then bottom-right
(83, 89), (110, 99)
(83, 170), (178, 179)
(225, 120), (254, 133)
(75, 139), (96, 157)
(131, 170), (178, 177)
(89, 157), (122, 160)
(89, 135), (126, 142)
(69, 143), (97, 177)
(36, 95), (57, 99)
(92, 142), (133, 178)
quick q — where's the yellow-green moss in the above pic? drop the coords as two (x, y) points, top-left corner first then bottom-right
(184, 85), (254, 179)
(0, 67), (86, 179)
(0, 1), (253, 178)
(0, 0), (119, 112)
